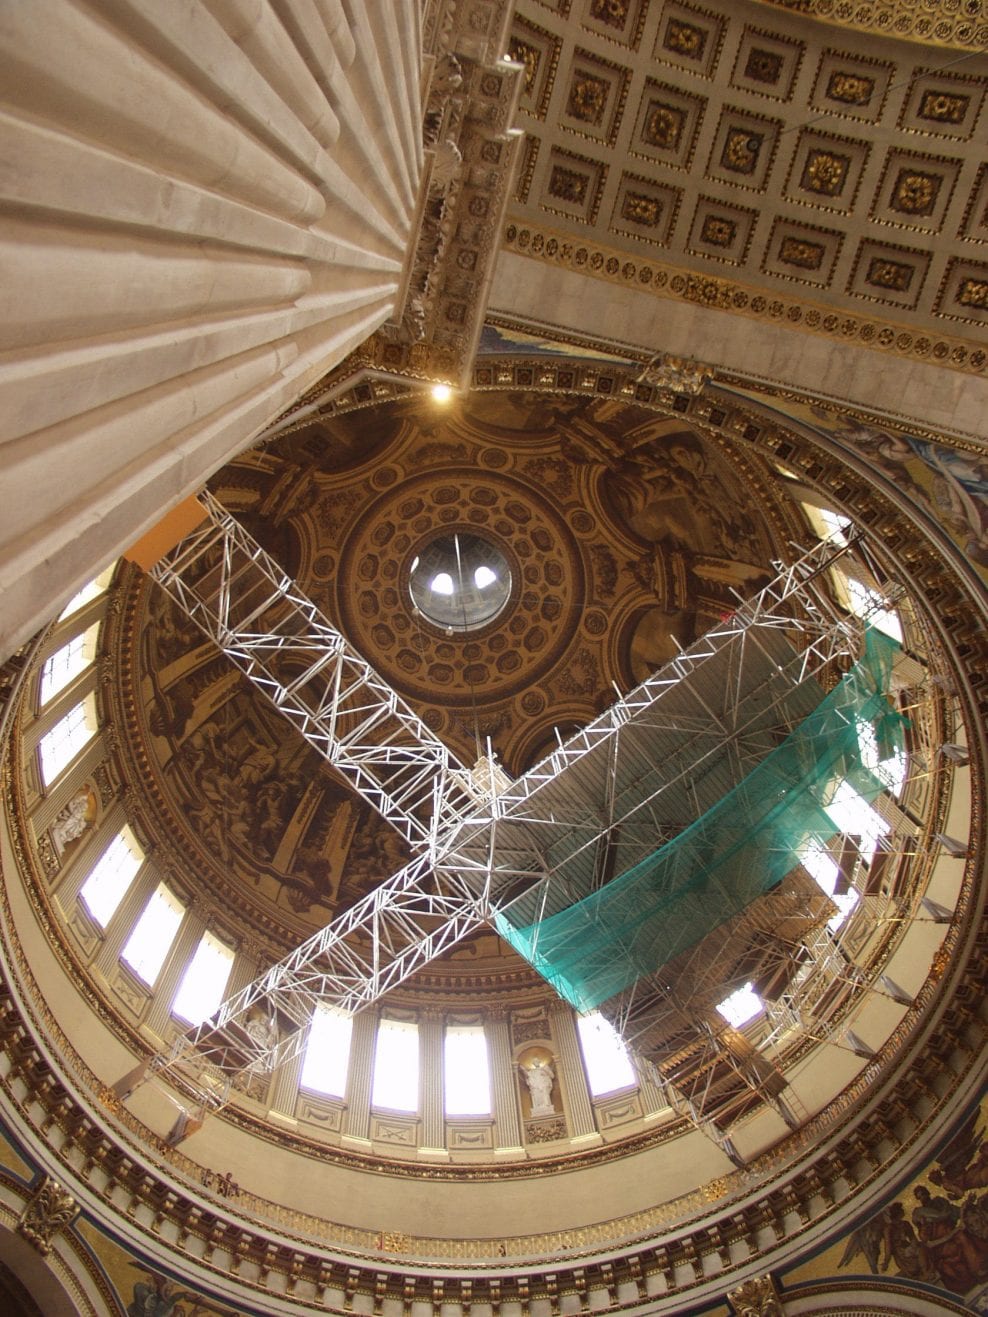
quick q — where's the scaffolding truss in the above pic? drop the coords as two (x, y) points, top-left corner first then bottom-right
(134, 507), (932, 1156)
(149, 492), (481, 853)
(140, 850), (490, 1107)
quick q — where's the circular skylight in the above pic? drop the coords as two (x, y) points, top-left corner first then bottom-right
(408, 532), (512, 632)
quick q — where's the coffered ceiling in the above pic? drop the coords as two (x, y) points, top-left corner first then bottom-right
(503, 0), (988, 348)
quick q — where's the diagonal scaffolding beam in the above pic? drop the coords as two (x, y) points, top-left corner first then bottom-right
(149, 491), (481, 853)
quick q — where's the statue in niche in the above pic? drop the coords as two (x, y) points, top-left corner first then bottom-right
(521, 1057), (556, 1116)
(50, 788), (93, 851)
(245, 1011), (278, 1063)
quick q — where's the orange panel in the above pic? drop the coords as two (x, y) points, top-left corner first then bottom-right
(122, 496), (207, 572)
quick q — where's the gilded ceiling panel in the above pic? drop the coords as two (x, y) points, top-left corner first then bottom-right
(506, 0), (988, 350)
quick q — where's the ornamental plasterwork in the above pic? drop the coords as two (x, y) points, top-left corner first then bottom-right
(16, 1174), (77, 1255)
(505, 0), (988, 350)
(754, 0), (988, 49)
(727, 1271), (784, 1316)
(501, 220), (988, 377)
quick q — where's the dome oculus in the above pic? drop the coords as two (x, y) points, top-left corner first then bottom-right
(408, 532), (511, 632)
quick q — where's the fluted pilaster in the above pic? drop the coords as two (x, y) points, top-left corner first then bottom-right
(549, 1003), (597, 1140)
(489, 1013), (523, 1150)
(419, 1010), (446, 1152)
(341, 1010), (377, 1143)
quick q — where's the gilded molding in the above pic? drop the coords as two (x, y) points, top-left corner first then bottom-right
(753, 0), (988, 49)
(501, 221), (988, 375)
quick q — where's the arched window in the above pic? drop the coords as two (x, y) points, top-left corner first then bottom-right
(121, 884), (185, 985)
(39, 694), (97, 786)
(443, 1025), (491, 1115)
(39, 625), (99, 706)
(171, 930), (235, 1026)
(57, 566), (114, 622)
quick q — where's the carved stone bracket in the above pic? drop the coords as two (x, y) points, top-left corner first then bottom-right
(727, 1273), (784, 1315)
(17, 1174), (78, 1255)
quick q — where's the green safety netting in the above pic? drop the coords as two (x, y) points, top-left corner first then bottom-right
(494, 628), (906, 1013)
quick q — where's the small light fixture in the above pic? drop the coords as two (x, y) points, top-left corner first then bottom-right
(430, 383), (453, 404)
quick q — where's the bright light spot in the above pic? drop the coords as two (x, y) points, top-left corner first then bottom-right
(39, 695), (98, 785)
(372, 1019), (419, 1112)
(40, 626), (98, 705)
(431, 383), (453, 404)
(843, 576), (903, 641)
(79, 827), (144, 928)
(716, 982), (763, 1028)
(431, 572), (454, 595)
(172, 931), (234, 1026)
(826, 780), (890, 862)
(577, 1012), (637, 1095)
(301, 1004), (353, 1097)
(879, 748), (908, 796)
(828, 888), (860, 931)
(819, 508), (851, 546)
(444, 1026), (491, 1115)
(57, 566), (114, 621)
(801, 840), (839, 895)
(474, 565), (497, 589)
(121, 884), (185, 984)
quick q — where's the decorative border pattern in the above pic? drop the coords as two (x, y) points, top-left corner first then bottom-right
(502, 220), (988, 374)
(754, 0), (988, 50)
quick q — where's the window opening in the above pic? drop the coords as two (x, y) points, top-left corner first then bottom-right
(408, 532), (511, 632)
(121, 883), (185, 984)
(801, 835), (864, 932)
(842, 575), (903, 642)
(39, 694), (97, 785)
(300, 1004), (353, 1097)
(825, 779), (890, 863)
(39, 625), (99, 706)
(716, 982), (764, 1029)
(371, 1018), (419, 1112)
(443, 1025), (491, 1115)
(577, 1012), (637, 1096)
(79, 827), (144, 927)
(172, 930), (235, 1026)
(856, 718), (908, 797)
